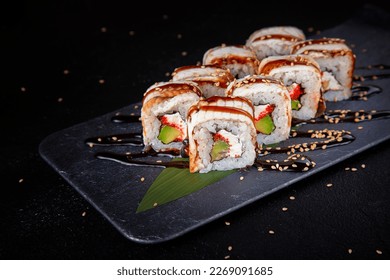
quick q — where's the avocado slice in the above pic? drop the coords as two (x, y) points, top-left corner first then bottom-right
(291, 100), (301, 110)
(255, 114), (275, 135)
(211, 140), (230, 162)
(157, 125), (181, 144)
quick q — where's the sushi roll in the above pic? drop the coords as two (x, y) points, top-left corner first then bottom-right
(258, 54), (325, 120)
(187, 96), (257, 173)
(246, 26), (305, 61)
(202, 45), (259, 78)
(171, 65), (234, 98)
(141, 81), (201, 153)
(227, 75), (292, 145)
(291, 38), (355, 101)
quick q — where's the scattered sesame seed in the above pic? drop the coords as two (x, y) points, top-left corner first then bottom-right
(100, 27), (107, 33)
(358, 126), (363, 130)
(134, 105), (139, 109)
(239, 176), (244, 181)
(351, 168), (357, 172)
(228, 246), (233, 251)
(111, 136), (118, 141)
(282, 207), (288, 212)
(181, 51), (188, 56)
(345, 167), (350, 171)
(225, 221), (230, 226)
(376, 250), (383, 255)
(153, 202), (158, 207)
(63, 69), (69, 75)
(57, 97), (63, 102)
(289, 196), (295, 200)
(348, 249), (353, 254)
(81, 211), (86, 217)
(361, 164), (366, 169)
(20, 87), (26, 92)
(18, 178), (24, 183)
(140, 177), (145, 182)
(326, 183), (333, 188)
(257, 167), (264, 172)
(165, 72), (170, 77)
(129, 30), (135, 36)
(99, 79), (105, 84)
(224, 255), (230, 259)
(88, 143), (94, 148)
(268, 230), (275, 235)
(177, 33), (182, 39)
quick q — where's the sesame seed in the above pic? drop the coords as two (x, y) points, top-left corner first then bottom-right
(326, 183), (333, 188)
(100, 27), (107, 33)
(81, 211), (86, 217)
(224, 255), (230, 259)
(88, 143), (94, 148)
(289, 196), (295, 200)
(348, 249), (353, 254)
(303, 167), (309, 171)
(257, 167), (263, 172)
(18, 178), (24, 183)
(181, 51), (188, 56)
(351, 168), (357, 172)
(20, 87), (26, 92)
(239, 176), (244, 181)
(361, 164), (366, 169)
(111, 136), (118, 141)
(268, 230), (275, 235)
(376, 250), (383, 255)
(358, 126), (363, 130)
(177, 33), (182, 39)
(63, 69), (69, 75)
(225, 221), (230, 226)
(153, 202), (158, 207)
(57, 97), (63, 103)
(140, 177), (145, 182)
(345, 167), (350, 170)
(228, 246), (233, 251)
(99, 79), (105, 84)
(282, 207), (288, 212)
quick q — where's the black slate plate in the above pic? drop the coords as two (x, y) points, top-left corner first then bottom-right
(39, 12), (390, 244)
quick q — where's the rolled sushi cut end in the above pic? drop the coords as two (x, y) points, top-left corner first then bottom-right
(254, 104), (275, 135)
(211, 130), (242, 162)
(157, 112), (187, 144)
(288, 83), (303, 110)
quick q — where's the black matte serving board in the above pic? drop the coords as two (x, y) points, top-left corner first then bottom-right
(39, 15), (390, 244)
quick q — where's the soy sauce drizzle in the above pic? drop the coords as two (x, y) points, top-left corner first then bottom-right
(255, 153), (315, 172)
(258, 129), (355, 156)
(293, 109), (390, 126)
(353, 73), (390, 81)
(351, 85), (382, 100)
(355, 64), (390, 70)
(111, 115), (141, 123)
(95, 152), (188, 169)
(85, 133), (143, 146)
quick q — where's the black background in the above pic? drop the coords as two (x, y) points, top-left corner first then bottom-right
(1, 1), (389, 259)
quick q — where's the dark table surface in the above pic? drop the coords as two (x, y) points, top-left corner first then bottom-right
(1, 1), (389, 259)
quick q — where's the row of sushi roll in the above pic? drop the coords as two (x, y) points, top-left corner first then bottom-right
(141, 26), (356, 173)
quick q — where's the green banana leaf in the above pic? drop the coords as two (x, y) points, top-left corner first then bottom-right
(136, 159), (236, 213)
